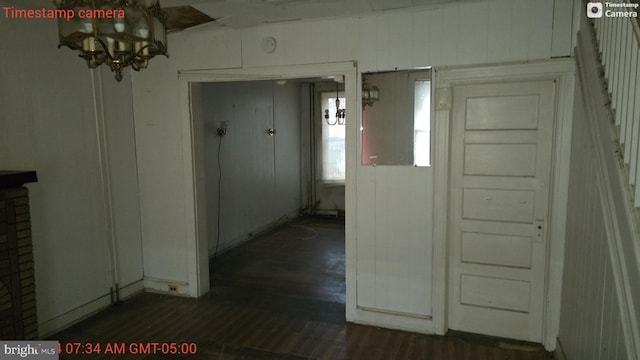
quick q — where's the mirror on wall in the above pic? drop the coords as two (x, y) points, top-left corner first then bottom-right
(361, 69), (432, 166)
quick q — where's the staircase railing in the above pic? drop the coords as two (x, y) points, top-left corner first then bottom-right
(592, 11), (640, 206)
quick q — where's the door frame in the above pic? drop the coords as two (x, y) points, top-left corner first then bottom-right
(434, 59), (575, 350)
(176, 61), (358, 309)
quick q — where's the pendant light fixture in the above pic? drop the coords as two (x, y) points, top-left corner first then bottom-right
(362, 79), (380, 109)
(54, 0), (168, 82)
(324, 82), (346, 126)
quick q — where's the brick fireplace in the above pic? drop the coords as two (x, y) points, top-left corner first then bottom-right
(0, 171), (38, 340)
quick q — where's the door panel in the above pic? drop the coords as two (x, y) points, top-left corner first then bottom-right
(465, 95), (541, 130)
(464, 143), (537, 176)
(449, 80), (555, 342)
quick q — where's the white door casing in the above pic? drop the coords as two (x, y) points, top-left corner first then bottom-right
(433, 58), (575, 351)
(449, 80), (555, 342)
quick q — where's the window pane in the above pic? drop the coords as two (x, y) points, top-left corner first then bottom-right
(414, 80), (431, 166)
(322, 92), (346, 181)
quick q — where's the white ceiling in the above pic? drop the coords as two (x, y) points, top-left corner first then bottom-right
(164, 0), (461, 29)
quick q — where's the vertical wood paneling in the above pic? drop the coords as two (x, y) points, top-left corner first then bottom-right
(457, 2), (489, 65)
(373, 14), (391, 70)
(411, 11), (429, 67)
(201, 81), (301, 254)
(426, 7), (444, 66)
(382, 12), (413, 70)
(355, 166), (377, 308)
(356, 16), (378, 72)
(0, 17), (143, 332)
(440, 5), (460, 65)
(558, 69), (632, 360)
(273, 81), (302, 217)
(487, 0), (512, 63)
(509, 0), (531, 61)
(357, 163), (433, 317)
(100, 67), (144, 288)
(131, 0), (563, 337)
(373, 167), (390, 309)
(551, 0), (576, 57)
(527, 0), (554, 59)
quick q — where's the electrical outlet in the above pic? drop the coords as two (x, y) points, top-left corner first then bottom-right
(168, 284), (178, 293)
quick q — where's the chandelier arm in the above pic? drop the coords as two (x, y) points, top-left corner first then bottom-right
(130, 60), (141, 72)
(95, 38), (117, 61)
(134, 44), (149, 58)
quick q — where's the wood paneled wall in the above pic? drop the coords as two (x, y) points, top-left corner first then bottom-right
(559, 79), (630, 359)
(200, 80), (302, 254)
(558, 16), (640, 359)
(0, 16), (143, 335)
(131, 0), (578, 339)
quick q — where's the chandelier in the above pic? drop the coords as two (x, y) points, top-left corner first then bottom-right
(324, 82), (346, 126)
(54, 0), (168, 82)
(361, 79), (380, 109)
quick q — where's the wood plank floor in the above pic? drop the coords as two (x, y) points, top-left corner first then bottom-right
(50, 216), (554, 359)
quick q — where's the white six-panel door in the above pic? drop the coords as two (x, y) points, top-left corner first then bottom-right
(448, 80), (556, 342)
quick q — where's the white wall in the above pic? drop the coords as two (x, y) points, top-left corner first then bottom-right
(0, 10), (143, 335)
(199, 80), (302, 254)
(131, 0), (573, 336)
(558, 15), (640, 359)
(274, 81), (304, 217)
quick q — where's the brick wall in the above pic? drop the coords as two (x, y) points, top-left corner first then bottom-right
(0, 186), (38, 339)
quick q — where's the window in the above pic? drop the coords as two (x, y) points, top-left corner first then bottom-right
(414, 79), (431, 166)
(321, 91), (346, 181)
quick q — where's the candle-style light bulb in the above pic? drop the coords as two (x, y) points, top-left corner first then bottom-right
(80, 19), (95, 52)
(80, 18), (93, 33)
(106, 37), (115, 57)
(137, 22), (149, 39)
(135, 21), (150, 55)
(114, 18), (125, 32)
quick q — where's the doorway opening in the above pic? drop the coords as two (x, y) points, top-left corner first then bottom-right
(186, 70), (353, 313)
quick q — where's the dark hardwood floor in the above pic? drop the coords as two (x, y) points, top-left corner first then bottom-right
(51, 215), (554, 359)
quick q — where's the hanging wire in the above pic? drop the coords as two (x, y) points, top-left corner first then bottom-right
(211, 117), (225, 276)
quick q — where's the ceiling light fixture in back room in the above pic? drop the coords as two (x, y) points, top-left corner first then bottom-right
(54, 0), (168, 82)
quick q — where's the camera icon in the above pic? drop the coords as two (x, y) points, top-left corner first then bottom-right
(587, 2), (603, 18)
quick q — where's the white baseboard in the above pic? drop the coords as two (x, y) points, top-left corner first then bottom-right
(39, 295), (110, 338)
(118, 279), (145, 300)
(38, 280), (145, 338)
(209, 210), (301, 256)
(348, 307), (434, 335)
